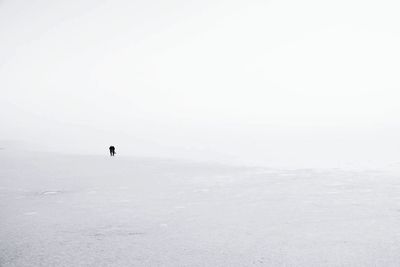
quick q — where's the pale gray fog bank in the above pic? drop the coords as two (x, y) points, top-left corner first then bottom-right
(2, 149), (400, 266)
(2, 0), (400, 170)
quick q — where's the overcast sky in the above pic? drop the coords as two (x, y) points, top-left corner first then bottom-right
(2, 0), (400, 167)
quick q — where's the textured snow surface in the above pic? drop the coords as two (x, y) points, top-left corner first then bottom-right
(1, 151), (400, 266)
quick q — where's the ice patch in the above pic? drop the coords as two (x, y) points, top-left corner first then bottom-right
(194, 188), (210, 193)
(41, 191), (61, 195)
(24, 212), (38, 216)
(88, 226), (145, 239)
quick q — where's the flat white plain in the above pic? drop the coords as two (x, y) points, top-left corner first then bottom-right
(1, 150), (400, 266)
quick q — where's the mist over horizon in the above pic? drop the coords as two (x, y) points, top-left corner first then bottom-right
(2, 0), (400, 168)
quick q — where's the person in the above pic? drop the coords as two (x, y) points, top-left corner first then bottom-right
(109, 146), (116, 156)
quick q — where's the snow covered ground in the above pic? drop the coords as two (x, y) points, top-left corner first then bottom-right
(2, 150), (400, 266)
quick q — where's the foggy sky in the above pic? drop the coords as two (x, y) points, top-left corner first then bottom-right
(2, 0), (400, 168)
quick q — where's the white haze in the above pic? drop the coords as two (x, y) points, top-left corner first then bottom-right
(2, 0), (400, 168)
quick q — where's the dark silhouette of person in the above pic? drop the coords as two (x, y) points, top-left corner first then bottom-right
(109, 146), (116, 156)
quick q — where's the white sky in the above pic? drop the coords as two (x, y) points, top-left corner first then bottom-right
(2, 0), (400, 167)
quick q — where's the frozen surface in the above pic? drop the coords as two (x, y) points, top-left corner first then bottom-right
(1, 151), (400, 266)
